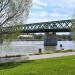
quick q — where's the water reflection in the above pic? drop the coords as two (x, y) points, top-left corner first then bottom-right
(44, 46), (56, 52)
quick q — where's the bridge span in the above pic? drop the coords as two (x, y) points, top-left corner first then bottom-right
(1, 19), (73, 34)
(1, 19), (74, 46)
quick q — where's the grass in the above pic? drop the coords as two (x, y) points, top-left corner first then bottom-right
(54, 49), (75, 53)
(0, 56), (75, 75)
(33, 49), (74, 55)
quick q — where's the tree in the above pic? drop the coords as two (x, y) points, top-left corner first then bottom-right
(0, 0), (32, 54)
(71, 19), (75, 40)
(0, 0), (32, 26)
(0, 0), (32, 41)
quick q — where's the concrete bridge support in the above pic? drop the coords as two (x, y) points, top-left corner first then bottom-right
(44, 32), (57, 46)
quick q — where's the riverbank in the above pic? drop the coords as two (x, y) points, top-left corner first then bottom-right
(0, 52), (75, 63)
(28, 52), (75, 60)
(0, 55), (75, 75)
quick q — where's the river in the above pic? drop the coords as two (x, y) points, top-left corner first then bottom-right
(0, 41), (75, 56)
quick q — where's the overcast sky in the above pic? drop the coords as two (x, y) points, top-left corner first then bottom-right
(26, 0), (75, 24)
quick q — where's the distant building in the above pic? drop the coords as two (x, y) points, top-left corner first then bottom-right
(18, 35), (33, 40)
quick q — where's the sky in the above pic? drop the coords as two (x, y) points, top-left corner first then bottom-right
(26, 0), (75, 24)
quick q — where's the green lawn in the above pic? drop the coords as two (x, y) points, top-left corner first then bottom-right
(0, 56), (75, 75)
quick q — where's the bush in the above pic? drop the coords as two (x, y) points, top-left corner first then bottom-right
(0, 55), (21, 58)
(55, 49), (74, 53)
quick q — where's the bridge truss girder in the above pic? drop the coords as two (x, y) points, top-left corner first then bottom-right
(1, 19), (73, 33)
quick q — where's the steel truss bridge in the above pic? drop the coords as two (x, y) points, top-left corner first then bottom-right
(1, 19), (74, 34)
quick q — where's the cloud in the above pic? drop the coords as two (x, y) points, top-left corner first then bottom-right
(26, 0), (75, 24)
(27, 11), (70, 23)
(46, 0), (75, 8)
(32, 5), (44, 10)
(31, 0), (48, 10)
(33, 0), (48, 7)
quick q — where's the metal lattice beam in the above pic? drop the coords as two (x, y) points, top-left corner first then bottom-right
(1, 19), (73, 33)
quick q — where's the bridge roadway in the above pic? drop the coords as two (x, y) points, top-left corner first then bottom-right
(1, 19), (73, 34)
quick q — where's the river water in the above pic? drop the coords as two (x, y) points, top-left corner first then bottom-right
(0, 41), (75, 56)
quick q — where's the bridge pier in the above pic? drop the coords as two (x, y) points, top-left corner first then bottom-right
(44, 32), (57, 46)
